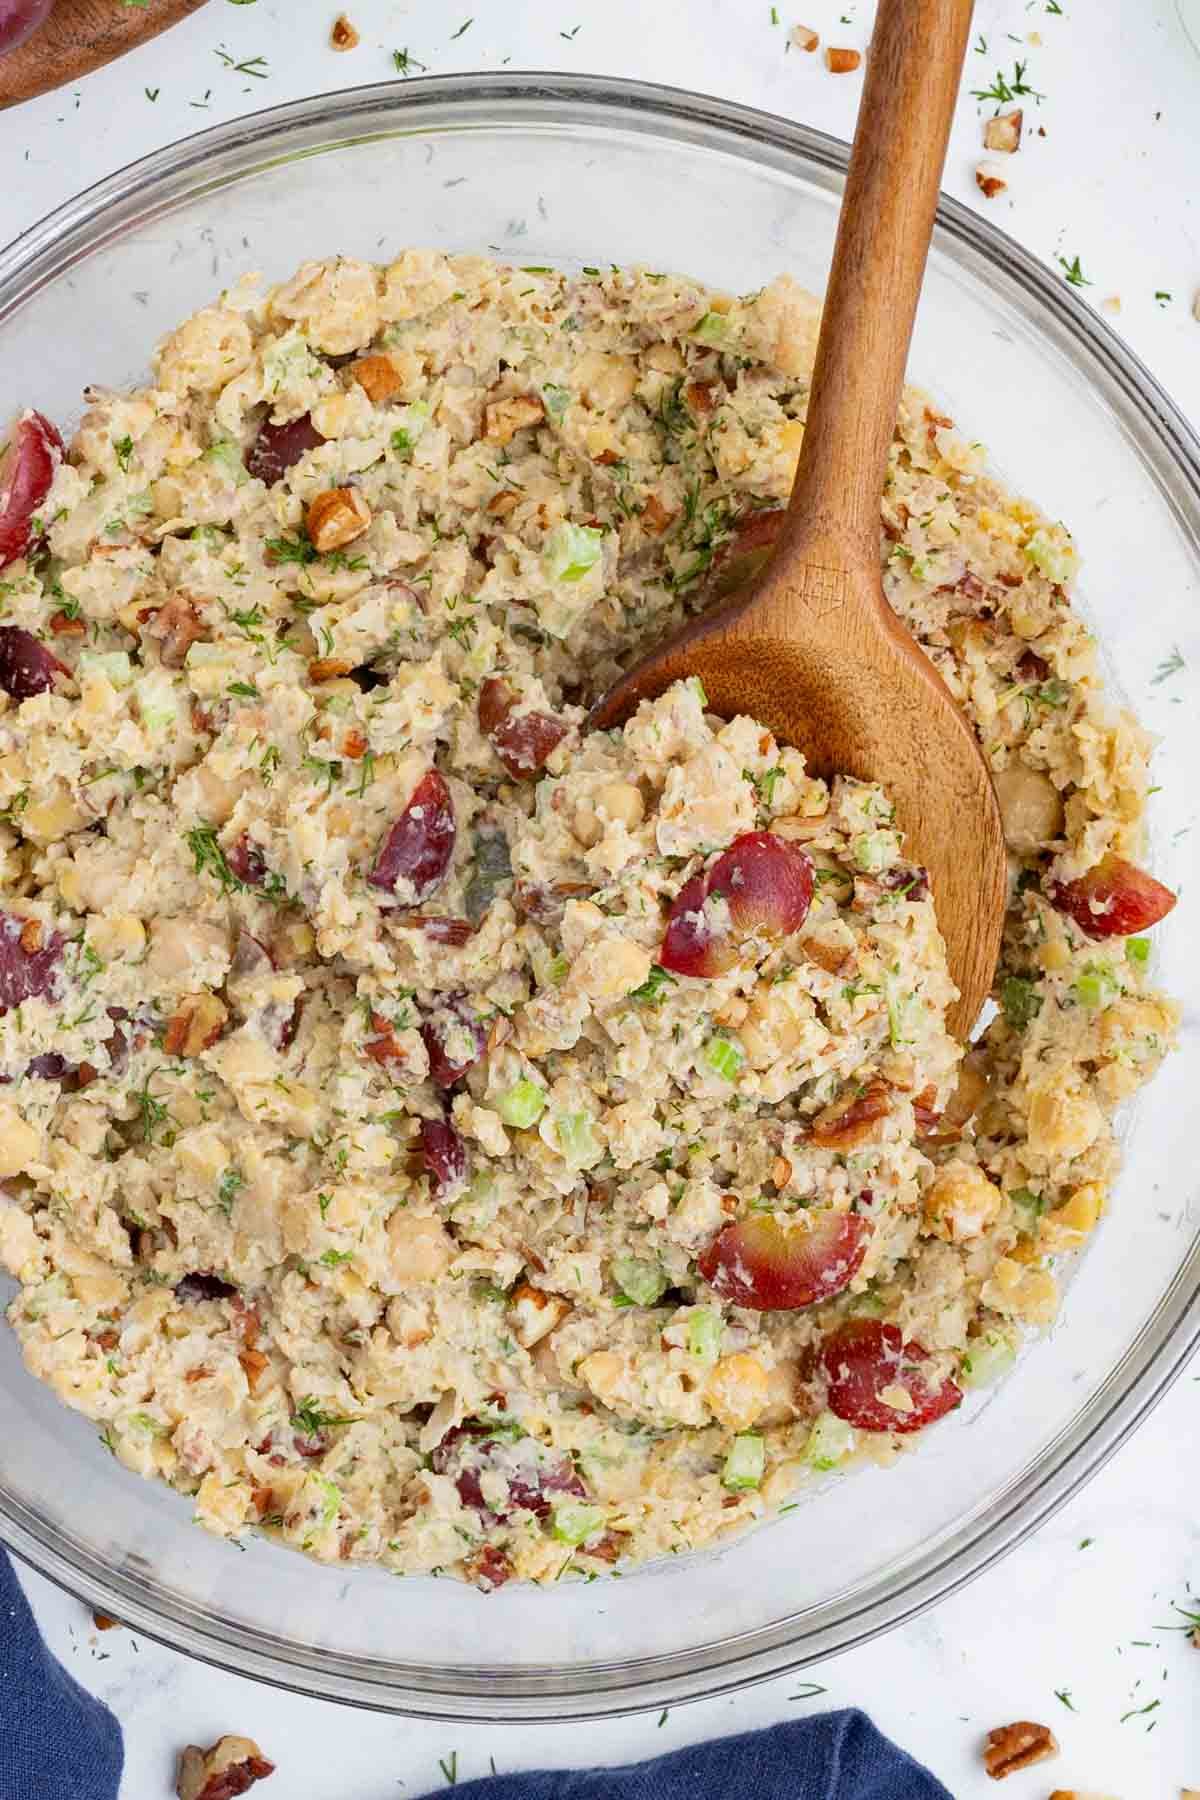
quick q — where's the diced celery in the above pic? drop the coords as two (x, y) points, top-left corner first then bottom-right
(1125, 937), (1151, 968)
(685, 1307), (723, 1362)
(544, 953), (569, 986)
(127, 1411), (167, 1436)
(805, 1410), (856, 1472)
(543, 521), (603, 583)
(204, 437), (248, 483)
(390, 400), (431, 459)
(1024, 527), (1076, 585)
(691, 311), (730, 346)
(722, 1433), (765, 1491)
(318, 1477), (341, 1526)
(1073, 962), (1118, 1009)
(885, 975), (914, 1050)
(553, 1109), (602, 1169)
(542, 384), (572, 421)
(497, 1079), (546, 1129)
(22, 1274), (69, 1320)
(77, 650), (133, 690)
(687, 676), (708, 707)
(611, 1254), (668, 1307)
(451, 1170), (499, 1233)
(188, 523), (227, 550)
(134, 670), (182, 734)
(1008, 1186), (1045, 1232)
(852, 830), (894, 873)
(959, 1331), (1016, 1390)
(551, 1501), (606, 1545)
(263, 329), (321, 395)
(702, 1034), (744, 1082)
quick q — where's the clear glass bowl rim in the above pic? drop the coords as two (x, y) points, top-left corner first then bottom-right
(1, 71), (1198, 1722)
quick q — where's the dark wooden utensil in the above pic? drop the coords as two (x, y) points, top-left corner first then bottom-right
(0, 0), (207, 110)
(591, 0), (1004, 1039)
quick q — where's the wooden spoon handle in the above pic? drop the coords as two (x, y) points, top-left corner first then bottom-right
(0, 0), (209, 110)
(781, 0), (975, 571)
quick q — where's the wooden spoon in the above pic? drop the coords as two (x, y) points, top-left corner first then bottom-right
(0, 0), (208, 111)
(590, 0), (1005, 1040)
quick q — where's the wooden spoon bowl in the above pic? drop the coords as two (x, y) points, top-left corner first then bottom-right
(591, 0), (1005, 1039)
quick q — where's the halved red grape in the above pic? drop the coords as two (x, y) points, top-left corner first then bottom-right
(368, 768), (455, 901)
(658, 871), (738, 978)
(0, 913), (63, 1013)
(1048, 853), (1176, 940)
(706, 831), (814, 939)
(226, 836), (268, 887)
(0, 626), (68, 701)
(421, 998), (486, 1089)
(0, 411), (63, 570)
(419, 1116), (467, 1194)
(244, 412), (325, 485)
(821, 1319), (962, 1434)
(478, 676), (567, 779)
(697, 1210), (870, 1311)
(431, 1421), (586, 1522)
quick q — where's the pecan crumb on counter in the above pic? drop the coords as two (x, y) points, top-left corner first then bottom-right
(983, 1721), (1059, 1779)
(177, 1735), (275, 1800)
(825, 46), (861, 73)
(329, 13), (359, 50)
(789, 23), (819, 51)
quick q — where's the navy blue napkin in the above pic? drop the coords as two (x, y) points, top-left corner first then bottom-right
(1, 1549), (124, 1800)
(426, 1713), (953, 1800)
(2, 1548), (949, 1800)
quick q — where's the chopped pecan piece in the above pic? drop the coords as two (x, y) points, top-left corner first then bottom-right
(176, 1735), (275, 1800)
(18, 918), (42, 955)
(508, 1281), (571, 1349)
(641, 492), (675, 535)
(684, 380), (717, 416)
(308, 656), (354, 683)
(983, 108), (1023, 153)
(975, 163), (1008, 200)
(790, 23), (819, 50)
(463, 1545), (513, 1592)
(250, 1484), (276, 1520)
(350, 352), (400, 400)
(239, 1348), (270, 1394)
(808, 1078), (891, 1149)
(825, 46), (861, 71)
(330, 12), (359, 48)
(341, 727), (368, 759)
(92, 1611), (121, 1631)
(983, 1721), (1059, 1779)
(483, 392), (545, 446)
(487, 489), (521, 518)
(163, 992), (228, 1059)
(801, 936), (851, 974)
(49, 609), (86, 637)
(306, 486), (371, 553)
(912, 1084), (941, 1136)
(145, 595), (206, 669)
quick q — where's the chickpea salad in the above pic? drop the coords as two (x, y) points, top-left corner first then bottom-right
(0, 253), (1178, 1589)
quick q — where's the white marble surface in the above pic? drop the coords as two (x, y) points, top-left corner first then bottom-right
(4, 0), (1200, 1793)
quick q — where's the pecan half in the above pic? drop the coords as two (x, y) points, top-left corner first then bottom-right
(808, 1078), (891, 1149)
(176, 1735), (275, 1800)
(983, 1721), (1059, 1779)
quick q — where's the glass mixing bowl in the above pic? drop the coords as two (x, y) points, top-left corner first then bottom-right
(1, 75), (1197, 1722)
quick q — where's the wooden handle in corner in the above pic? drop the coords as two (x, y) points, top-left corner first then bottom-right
(0, 0), (209, 109)
(781, 0), (975, 569)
